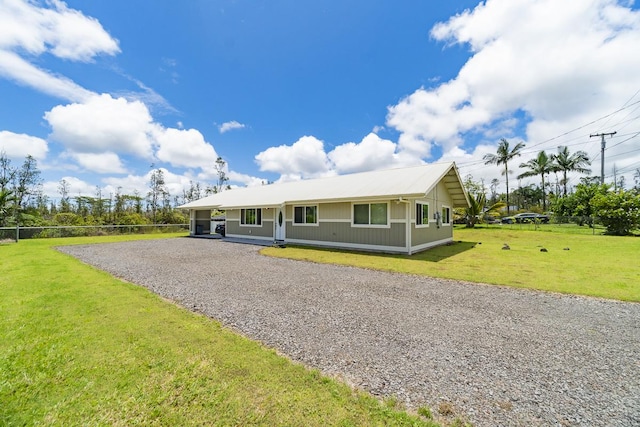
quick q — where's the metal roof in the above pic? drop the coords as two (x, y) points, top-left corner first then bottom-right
(179, 162), (469, 210)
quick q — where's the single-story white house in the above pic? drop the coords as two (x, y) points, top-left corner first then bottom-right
(179, 162), (469, 255)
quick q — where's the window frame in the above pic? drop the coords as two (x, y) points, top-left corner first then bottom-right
(351, 202), (390, 228)
(240, 208), (262, 227)
(415, 201), (430, 228)
(441, 205), (451, 226)
(293, 205), (319, 226)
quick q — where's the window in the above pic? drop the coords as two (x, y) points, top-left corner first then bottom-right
(442, 206), (451, 225)
(416, 202), (429, 226)
(240, 208), (262, 225)
(294, 206), (318, 225)
(353, 203), (388, 226)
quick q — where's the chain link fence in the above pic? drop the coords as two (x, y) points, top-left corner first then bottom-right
(0, 224), (188, 242)
(478, 216), (606, 234)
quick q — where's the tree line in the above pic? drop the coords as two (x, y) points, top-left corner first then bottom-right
(461, 138), (640, 235)
(0, 152), (231, 228)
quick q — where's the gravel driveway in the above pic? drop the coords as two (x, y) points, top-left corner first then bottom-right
(58, 238), (639, 427)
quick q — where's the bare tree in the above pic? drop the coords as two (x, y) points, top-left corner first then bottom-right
(58, 179), (71, 212)
(212, 156), (229, 194)
(147, 167), (168, 224)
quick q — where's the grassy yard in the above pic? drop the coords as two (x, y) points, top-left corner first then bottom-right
(262, 227), (640, 302)
(0, 234), (437, 426)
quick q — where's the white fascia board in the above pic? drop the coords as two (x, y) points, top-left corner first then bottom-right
(283, 194), (425, 206)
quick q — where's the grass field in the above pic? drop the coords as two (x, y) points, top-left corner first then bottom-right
(262, 226), (640, 302)
(0, 234), (438, 426)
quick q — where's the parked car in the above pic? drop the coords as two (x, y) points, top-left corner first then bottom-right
(214, 223), (226, 236)
(502, 213), (550, 224)
(484, 216), (501, 224)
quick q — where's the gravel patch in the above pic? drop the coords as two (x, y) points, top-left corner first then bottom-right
(58, 238), (640, 426)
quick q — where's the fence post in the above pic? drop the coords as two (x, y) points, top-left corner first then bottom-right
(15, 224), (19, 242)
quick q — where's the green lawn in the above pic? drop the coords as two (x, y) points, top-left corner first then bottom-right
(262, 227), (640, 302)
(0, 234), (436, 426)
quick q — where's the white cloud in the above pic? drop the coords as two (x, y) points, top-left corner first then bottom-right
(0, 0), (119, 60)
(44, 94), (222, 173)
(387, 0), (640, 168)
(253, 133), (427, 181)
(254, 136), (326, 176)
(0, 0), (119, 101)
(227, 170), (268, 187)
(42, 175), (96, 198)
(0, 130), (48, 160)
(102, 168), (192, 199)
(67, 151), (127, 174)
(218, 120), (246, 133)
(255, 135), (332, 179)
(101, 174), (148, 197)
(0, 50), (95, 102)
(155, 128), (218, 170)
(45, 94), (156, 158)
(328, 133), (414, 174)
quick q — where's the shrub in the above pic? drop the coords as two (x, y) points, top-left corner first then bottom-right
(591, 190), (640, 235)
(417, 406), (433, 419)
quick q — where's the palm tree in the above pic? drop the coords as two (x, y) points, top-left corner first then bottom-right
(552, 146), (591, 196)
(483, 138), (525, 214)
(464, 192), (506, 228)
(517, 150), (554, 211)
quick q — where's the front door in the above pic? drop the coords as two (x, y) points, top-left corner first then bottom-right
(274, 207), (285, 241)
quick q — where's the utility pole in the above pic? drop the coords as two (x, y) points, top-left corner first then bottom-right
(590, 131), (616, 184)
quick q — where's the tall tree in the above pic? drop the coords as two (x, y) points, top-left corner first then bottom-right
(0, 188), (16, 227)
(58, 179), (71, 212)
(14, 155), (41, 211)
(147, 167), (168, 224)
(483, 138), (525, 214)
(0, 152), (16, 194)
(489, 178), (500, 204)
(212, 156), (229, 194)
(552, 146), (591, 196)
(518, 150), (554, 211)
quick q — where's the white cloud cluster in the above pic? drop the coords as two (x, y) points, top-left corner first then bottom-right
(155, 128), (218, 170)
(0, 0), (119, 101)
(0, 130), (48, 160)
(255, 133), (422, 181)
(256, 1), (640, 185)
(0, 1), (225, 198)
(255, 136), (331, 180)
(218, 120), (246, 133)
(385, 0), (640, 188)
(44, 93), (220, 174)
(45, 94), (156, 158)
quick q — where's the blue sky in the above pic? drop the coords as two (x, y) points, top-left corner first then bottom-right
(1, 0), (639, 201)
